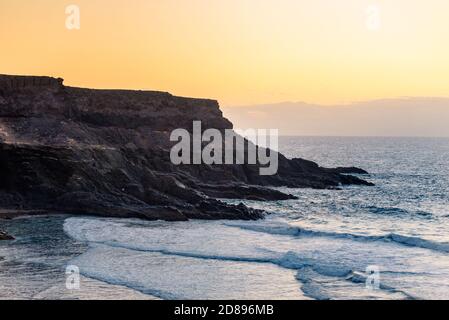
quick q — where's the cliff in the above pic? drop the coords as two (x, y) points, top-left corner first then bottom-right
(0, 74), (372, 223)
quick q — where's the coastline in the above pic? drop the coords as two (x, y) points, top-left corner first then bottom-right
(0, 74), (372, 223)
(0, 209), (55, 220)
(3, 134), (449, 300)
(1, 210), (58, 240)
(0, 214), (161, 300)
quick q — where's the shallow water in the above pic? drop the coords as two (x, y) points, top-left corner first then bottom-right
(1, 137), (449, 300)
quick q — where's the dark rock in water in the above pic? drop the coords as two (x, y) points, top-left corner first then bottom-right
(0, 74), (373, 221)
(324, 167), (370, 175)
(0, 230), (14, 240)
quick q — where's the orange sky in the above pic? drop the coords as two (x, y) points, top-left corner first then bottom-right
(1, 0), (449, 106)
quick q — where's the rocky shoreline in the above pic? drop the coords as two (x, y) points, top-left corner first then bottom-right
(0, 74), (373, 222)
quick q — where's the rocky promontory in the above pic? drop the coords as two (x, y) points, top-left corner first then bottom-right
(0, 74), (372, 221)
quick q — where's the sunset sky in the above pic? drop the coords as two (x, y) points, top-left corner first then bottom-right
(1, 0), (449, 106)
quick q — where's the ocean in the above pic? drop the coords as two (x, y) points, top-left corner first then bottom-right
(1, 136), (449, 300)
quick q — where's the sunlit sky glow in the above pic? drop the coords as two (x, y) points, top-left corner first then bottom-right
(1, 0), (449, 106)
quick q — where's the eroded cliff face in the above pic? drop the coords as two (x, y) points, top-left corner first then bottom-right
(0, 74), (372, 222)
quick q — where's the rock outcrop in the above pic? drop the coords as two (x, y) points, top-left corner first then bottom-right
(0, 230), (14, 240)
(0, 74), (372, 221)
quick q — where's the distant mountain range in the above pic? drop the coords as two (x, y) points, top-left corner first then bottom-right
(223, 98), (449, 137)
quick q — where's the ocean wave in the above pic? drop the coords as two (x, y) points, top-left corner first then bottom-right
(344, 271), (416, 300)
(63, 224), (408, 298)
(63, 219), (362, 275)
(294, 267), (414, 300)
(363, 206), (433, 218)
(64, 217), (447, 299)
(225, 222), (449, 253)
(72, 243), (394, 300)
(74, 243), (412, 300)
(68, 245), (308, 300)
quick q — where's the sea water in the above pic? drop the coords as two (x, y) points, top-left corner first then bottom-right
(1, 137), (449, 300)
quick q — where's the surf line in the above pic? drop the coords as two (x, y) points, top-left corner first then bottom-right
(174, 304), (208, 318)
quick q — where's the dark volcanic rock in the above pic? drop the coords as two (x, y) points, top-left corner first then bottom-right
(0, 74), (372, 221)
(0, 230), (14, 240)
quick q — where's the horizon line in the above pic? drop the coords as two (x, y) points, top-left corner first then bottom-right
(225, 96), (449, 108)
(276, 135), (449, 139)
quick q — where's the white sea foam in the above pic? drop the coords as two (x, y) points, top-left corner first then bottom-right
(224, 221), (449, 253)
(63, 217), (449, 300)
